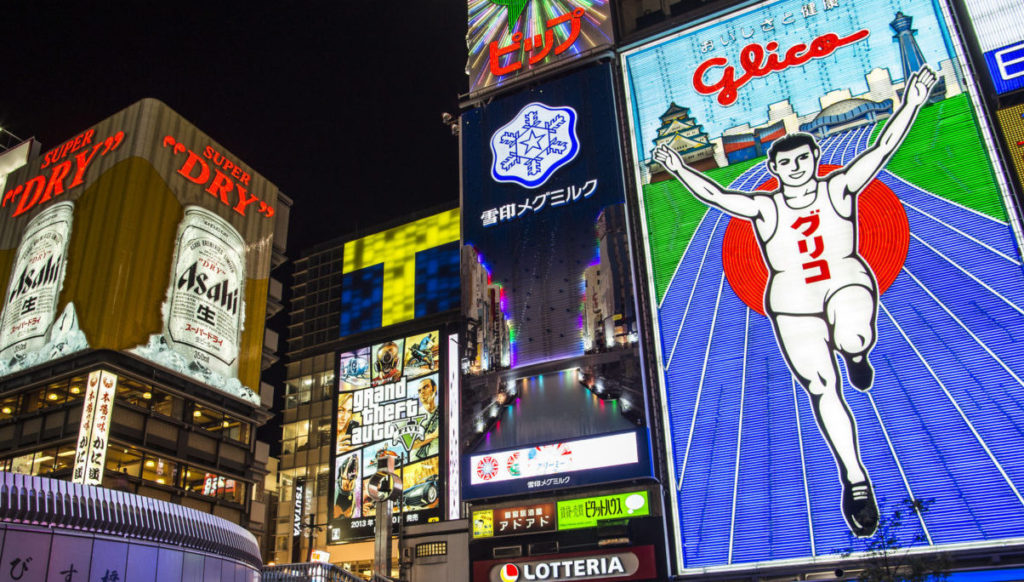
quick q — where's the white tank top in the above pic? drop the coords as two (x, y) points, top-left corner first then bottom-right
(758, 181), (874, 315)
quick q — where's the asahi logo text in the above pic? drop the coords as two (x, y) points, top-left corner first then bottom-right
(175, 260), (241, 316)
(7, 253), (63, 302)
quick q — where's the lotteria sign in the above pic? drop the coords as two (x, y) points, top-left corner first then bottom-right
(475, 546), (656, 582)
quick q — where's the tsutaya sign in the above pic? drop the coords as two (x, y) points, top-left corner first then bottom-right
(474, 546), (656, 582)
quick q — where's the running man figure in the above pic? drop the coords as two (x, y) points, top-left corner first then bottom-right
(653, 66), (938, 537)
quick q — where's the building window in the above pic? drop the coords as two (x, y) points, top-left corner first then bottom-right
(105, 446), (144, 478)
(184, 467), (245, 504)
(0, 394), (20, 420)
(6, 445), (77, 477)
(116, 378), (155, 409)
(149, 388), (183, 420)
(282, 421), (310, 454)
(316, 418), (331, 448)
(284, 379), (311, 409)
(192, 405), (250, 444)
(141, 453), (179, 486)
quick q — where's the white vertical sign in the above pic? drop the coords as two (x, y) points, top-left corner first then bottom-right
(447, 332), (461, 520)
(71, 370), (117, 485)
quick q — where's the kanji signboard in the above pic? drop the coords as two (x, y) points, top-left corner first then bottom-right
(466, 0), (614, 95)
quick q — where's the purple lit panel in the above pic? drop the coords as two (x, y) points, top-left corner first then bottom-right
(204, 556), (223, 581)
(182, 551), (204, 581)
(88, 540), (128, 582)
(47, 535), (92, 582)
(2, 530), (51, 582)
(155, 548), (184, 582)
(125, 544), (159, 582)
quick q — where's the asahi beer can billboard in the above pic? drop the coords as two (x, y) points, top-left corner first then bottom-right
(622, 0), (1024, 573)
(0, 98), (281, 404)
(164, 206), (246, 379)
(0, 201), (75, 362)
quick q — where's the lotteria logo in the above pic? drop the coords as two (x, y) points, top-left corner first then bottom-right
(490, 102), (579, 189)
(493, 553), (636, 581)
(500, 563), (520, 582)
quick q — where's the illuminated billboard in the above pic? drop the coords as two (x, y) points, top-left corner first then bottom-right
(623, 0), (1024, 573)
(960, 0), (1024, 95)
(0, 99), (281, 404)
(466, 0), (614, 95)
(471, 489), (651, 539)
(339, 209), (460, 337)
(460, 63), (650, 499)
(329, 329), (445, 542)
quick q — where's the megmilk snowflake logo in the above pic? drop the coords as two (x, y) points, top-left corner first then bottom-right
(490, 102), (579, 189)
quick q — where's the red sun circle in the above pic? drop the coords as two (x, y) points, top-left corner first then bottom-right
(721, 165), (909, 316)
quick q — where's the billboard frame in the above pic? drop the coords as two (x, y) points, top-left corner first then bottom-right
(620, 0), (1024, 574)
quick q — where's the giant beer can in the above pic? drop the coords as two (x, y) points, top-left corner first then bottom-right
(0, 201), (74, 361)
(164, 206), (246, 379)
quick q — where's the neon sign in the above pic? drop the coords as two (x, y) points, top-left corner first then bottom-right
(162, 136), (274, 218)
(694, 29), (870, 106)
(488, 8), (584, 77)
(466, 0), (613, 94)
(2, 130), (125, 217)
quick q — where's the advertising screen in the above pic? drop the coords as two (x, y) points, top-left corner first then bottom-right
(329, 329), (444, 542)
(466, 0), (614, 95)
(623, 0), (1024, 572)
(339, 209), (460, 337)
(960, 0), (1024, 95)
(460, 63), (650, 499)
(0, 99), (280, 404)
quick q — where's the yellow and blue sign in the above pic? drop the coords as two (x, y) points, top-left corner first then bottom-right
(339, 209), (460, 336)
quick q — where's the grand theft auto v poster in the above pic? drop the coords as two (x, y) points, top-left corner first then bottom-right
(328, 329), (444, 542)
(623, 0), (1024, 573)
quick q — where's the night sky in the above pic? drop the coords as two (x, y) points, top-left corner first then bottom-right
(2, 2), (469, 252)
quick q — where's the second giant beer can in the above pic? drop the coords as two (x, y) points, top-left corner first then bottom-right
(0, 201), (74, 361)
(164, 206), (246, 379)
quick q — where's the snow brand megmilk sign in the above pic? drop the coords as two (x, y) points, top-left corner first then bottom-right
(623, 0), (1024, 573)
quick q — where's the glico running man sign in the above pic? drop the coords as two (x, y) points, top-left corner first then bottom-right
(622, 0), (1024, 573)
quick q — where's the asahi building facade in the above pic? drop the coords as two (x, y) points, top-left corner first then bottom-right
(0, 98), (291, 550)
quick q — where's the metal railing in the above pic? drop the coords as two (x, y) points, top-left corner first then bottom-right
(262, 562), (377, 582)
(0, 471), (262, 568)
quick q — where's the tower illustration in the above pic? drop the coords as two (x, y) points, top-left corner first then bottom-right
(891, 11), (946, 102)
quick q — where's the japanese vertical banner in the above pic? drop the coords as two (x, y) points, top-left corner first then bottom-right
(71, 370), (118, 486)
